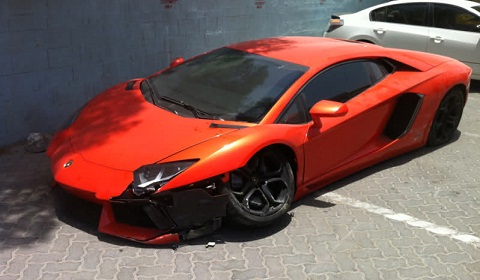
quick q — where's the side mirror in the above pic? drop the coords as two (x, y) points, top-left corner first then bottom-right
(169, 57), (184, 68)
(309, 100), (349, 126)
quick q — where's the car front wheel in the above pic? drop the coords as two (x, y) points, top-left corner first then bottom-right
(226, 149), (295, 227)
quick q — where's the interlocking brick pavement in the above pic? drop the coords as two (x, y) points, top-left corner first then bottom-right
(1, 81), (479, 279)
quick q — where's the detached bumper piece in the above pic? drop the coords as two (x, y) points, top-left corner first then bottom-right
(104, 183), (229, 244)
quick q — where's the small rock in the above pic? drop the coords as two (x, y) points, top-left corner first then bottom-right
(25, 133), (50, 153)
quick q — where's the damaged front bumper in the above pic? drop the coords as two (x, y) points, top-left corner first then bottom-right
(108, 180), (229, 244)
(49, 132), (230, 245)
(56, 177), (229, 245)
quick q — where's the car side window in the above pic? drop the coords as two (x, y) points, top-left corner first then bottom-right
(277, 96), (308, 124)
(434, 4), (480, 32)
(277, 60), (390, 124)
(370, 3), (429, 26)
(301, 61), (387, 110)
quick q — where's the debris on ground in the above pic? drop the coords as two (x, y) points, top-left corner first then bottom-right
(25, 133), (51, 153)
(206, 241), (216, 248)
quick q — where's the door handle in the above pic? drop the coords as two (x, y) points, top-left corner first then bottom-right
(374, 28), (385, 35)
(431, 36), (444, 44)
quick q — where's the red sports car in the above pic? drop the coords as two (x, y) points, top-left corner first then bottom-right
(47, 37), (471, 245)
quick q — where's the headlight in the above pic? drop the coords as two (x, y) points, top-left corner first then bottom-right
(132, 160), (197, 196)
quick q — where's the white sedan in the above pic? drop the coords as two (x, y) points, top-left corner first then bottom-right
(324, 0), (480, 80)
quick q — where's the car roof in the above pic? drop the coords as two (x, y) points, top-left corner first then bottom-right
(228, 36), (385, 68)
(375, 0), (480, 9)
(228, 36), (451, 72)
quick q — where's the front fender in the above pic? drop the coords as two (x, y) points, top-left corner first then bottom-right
(160, 124), (308, 191)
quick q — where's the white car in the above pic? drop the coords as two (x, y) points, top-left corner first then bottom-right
(324, 0), (480, 80)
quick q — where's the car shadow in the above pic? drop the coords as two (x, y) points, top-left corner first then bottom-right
(183, 214), (293, 246)
(0, 144), (57, 250)
(52, 131), (461, 249)
(298, 130), (462, 205)
(86, 214), (293, 250)
(470, 79), (480, 93)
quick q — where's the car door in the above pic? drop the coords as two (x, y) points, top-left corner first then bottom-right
(427, 4), (480, 78)
(294, 60), (392, 184)
(369, 3), (430, 51)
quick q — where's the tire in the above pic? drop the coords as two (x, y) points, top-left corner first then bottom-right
(226, 149), (295, 227)
(427, 89), (465, 146)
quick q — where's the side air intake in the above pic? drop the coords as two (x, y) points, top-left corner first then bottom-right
(383, 93), (424, 139)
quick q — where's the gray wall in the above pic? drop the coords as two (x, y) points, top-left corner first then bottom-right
(0, 0), (386, 147)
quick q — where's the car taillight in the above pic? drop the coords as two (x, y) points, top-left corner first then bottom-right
(326, 18), (344, 33)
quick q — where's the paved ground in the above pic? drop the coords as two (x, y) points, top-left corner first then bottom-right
(1, 81), (479, 280)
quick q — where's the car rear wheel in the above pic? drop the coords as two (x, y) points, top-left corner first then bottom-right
(427, 89), (464, 146)
(227, 149), (295, 227)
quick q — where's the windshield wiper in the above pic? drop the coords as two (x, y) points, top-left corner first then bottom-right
(141, 79), (159, 106)
(142, 79), (220, 120)
(159, 95), (220, 120)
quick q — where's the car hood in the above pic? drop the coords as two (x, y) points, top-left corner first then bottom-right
(67, 83), (246, 171)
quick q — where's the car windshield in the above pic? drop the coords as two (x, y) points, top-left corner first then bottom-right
(145, 48), (308, 123)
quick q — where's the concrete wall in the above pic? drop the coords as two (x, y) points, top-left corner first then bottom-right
(0, 0), (386, 147)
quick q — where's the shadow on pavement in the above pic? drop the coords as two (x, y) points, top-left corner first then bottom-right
(470, 80), (480, 93)
(303, 130), (462, 202)
(0, 144), (57, 249)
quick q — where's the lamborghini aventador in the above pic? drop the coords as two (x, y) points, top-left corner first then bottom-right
(47, 37), (471, 244)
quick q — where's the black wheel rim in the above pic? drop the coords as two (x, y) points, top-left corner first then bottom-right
(431, 92), (463, 144)
(230, 151), (291, 217)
